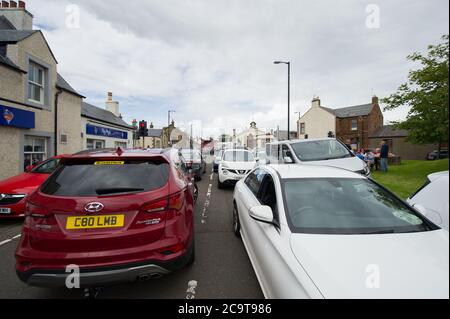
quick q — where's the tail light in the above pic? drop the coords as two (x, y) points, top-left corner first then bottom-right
(24, 202), (57, 232)
(136, 191), (185, 226)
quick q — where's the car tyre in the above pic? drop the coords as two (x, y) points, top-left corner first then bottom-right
(232, 203), (241, 238)
(186, 242), (195, 266)
(218, 179), (224, 189)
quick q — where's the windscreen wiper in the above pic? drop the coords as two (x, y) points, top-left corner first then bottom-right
(360, 229), (396, 234)
(95, 187), (144, 195)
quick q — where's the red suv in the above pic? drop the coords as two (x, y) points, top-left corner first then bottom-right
(16, 148), (196, 287)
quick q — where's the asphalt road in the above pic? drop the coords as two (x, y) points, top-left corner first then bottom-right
(0, 164), (263, 299)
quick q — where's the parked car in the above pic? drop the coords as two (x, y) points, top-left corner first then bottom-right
(16, 148), (195, 288)
(218, 149), (257, 189)
(213, 149), (224, 173)
(407, 171), (449, 231)
(179, 148), (206, 180)
(426, 150), (449, 160)
(265, 138), (370, 176)
(233, 164), (449, 298)
(0, 155), (65, 218)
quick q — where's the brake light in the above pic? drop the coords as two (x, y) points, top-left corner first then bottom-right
(140, 192), (185, 220)
(24, 202), (56, 231)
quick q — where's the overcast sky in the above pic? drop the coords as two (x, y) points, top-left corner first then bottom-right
(28, 0), (449, 138)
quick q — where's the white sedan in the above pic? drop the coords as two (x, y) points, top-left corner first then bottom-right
(218, 149), (257, 189)
(407, 171), (449, 231)
(233, 164), (449, 299)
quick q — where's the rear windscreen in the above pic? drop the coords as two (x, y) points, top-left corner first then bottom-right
(41, 160), (169, 197)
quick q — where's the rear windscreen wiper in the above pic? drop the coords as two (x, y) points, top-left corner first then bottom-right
(95, 187), (144, 195)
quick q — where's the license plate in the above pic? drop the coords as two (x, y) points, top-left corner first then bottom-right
(66, 215), (124, 230)
(0, 208), (11, 215)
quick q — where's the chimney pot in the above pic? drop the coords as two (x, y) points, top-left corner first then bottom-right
(1, 1), (9, 8)
(311, 96), (321, 107)
(107, 92), (113, 101)
(10, 1), (17, 8)
(372, 95), (379, 105)
(18, 1), (25, 8)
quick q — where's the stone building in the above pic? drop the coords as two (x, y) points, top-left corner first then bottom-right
(297, 96), (383, 150)
(0, 2), (83, 179)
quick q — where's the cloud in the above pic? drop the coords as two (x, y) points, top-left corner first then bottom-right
(27, 0), (449, 137)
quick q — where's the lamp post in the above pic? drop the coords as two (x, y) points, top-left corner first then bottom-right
(274, 60), (291, 140)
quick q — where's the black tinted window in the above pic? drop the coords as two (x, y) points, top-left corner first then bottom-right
(245, 169), (265, 196)
(42, 160), (169, 197)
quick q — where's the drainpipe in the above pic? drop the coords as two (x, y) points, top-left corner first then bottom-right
(54, 88), (63, 156)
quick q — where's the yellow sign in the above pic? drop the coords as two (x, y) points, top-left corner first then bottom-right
(94, 161), (125, 165)
(66, 215), (125, 229)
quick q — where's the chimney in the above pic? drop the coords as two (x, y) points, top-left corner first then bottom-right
(0, 1), (33, 30)
(372, 95), (379, 106)
(150, 122), (154, 129)
(311, 96), (321, 108)
(105, 92), (120, 117)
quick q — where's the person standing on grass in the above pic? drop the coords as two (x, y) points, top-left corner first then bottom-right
(380, 140), (389, 172)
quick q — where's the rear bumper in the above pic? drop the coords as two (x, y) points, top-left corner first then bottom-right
(17, 241), (194, 288)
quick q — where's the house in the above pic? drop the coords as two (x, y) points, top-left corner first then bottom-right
(137, 122), (163, 148)
(272, 128), (297, 141)
(81, 92), (134, 150)
(297, 96), (383, 150)
(0, 1), (83, 179)
(368, 125), (442, 160)
(234, 121), (274, 149)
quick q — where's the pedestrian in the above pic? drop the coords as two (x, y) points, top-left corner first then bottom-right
(380, 140), (389, 172)
(356, 148), (365, 160)
(345, 139), (353, 151)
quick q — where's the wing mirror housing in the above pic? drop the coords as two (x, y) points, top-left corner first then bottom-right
(25, 165), (34, 172)
(284, 157), (293, 164)
(413, 204), (443, 225)
(249, 205), (274, 224)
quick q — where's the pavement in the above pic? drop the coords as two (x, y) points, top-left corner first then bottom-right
(0, 164), (263, 299)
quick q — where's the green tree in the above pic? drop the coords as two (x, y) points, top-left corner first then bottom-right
(382, 35), (449, 158)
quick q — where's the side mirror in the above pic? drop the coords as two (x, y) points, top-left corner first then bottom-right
(249, 205), (274, 224)
(25, 165), (34, 172)
(284, 157), (293, 164)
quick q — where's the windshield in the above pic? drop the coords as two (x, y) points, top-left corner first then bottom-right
(291, 140), (352, 162)
(32, 158), (60, 174)
(223, 150), (255, 162)
(282, 178), (436, 234)
(41, 160), (169, 197)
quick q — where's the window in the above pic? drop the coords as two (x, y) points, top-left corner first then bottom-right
(223, 150), (254, 162)
(28, 62), (45, 104)
(300, 123), (305, 134)
(115, 141), (127, 148)
(24, 136), (47, 171)
(60, 132), (68, 144)
(282, 178), (436, 234)
(258, 175), (278, 222)
(31, 158), (60, 174)
(245, 169), (266, 196)
(42, 160), (170, 197)
(87, 139), (105, 150)
(351, 119), (358, 131)
(291, 139), (352, 162)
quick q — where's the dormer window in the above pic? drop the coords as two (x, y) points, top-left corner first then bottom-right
(28, 61), (45, 104)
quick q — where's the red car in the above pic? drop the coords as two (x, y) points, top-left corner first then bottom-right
(0, 156), (65, 218)
(16, 148), (195, 287)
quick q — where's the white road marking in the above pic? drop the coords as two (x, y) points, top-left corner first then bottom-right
(186, 280), (198, 299)
(0, 234), (21, 247)
(201, 184), (212, 224)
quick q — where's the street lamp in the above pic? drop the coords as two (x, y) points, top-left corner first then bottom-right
(274, 60), (291, 140)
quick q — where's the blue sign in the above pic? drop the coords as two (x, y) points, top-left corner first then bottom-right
(0, 105), (35, 129)
(86, 124), (128, 140)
